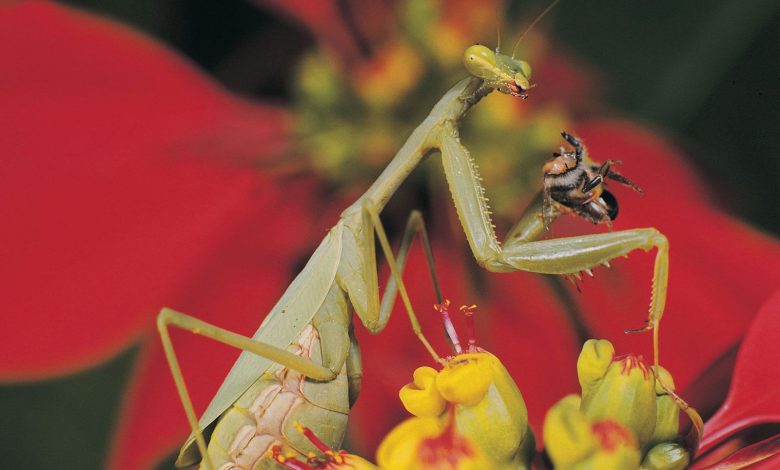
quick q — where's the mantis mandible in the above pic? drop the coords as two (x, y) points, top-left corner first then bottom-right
(158, 44), (670, 470)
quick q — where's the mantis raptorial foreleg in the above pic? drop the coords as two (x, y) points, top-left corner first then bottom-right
(158, 208), (446, 468)
(436, 121), (669, 370)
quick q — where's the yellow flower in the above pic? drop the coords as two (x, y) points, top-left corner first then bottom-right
(352, 40), (424, 110)
(544, 394), (641, 470)
(399, 366), (447, 417)
(398, 351), (534, 468)
(377, 415), (493, 470)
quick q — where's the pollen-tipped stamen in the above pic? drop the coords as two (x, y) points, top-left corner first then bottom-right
(294, 421), (332, 454)
(459, 304), (478, 352)
(435, 300), (463, 354)
(270, 445), (314, 470)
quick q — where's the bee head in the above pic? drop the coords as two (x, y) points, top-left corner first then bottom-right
(543, 151), (579, 176)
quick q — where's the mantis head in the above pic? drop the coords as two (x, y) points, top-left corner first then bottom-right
(463, 44), (533, 98)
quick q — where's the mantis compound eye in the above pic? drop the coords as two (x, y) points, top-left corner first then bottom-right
(518, 60), (532, 80)
(463, 44), (498, 79)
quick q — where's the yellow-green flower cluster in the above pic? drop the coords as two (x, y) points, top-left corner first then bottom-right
(292, 0), (572, 218)
(391, 351), (535, 469)
(544, 339), (690, 470)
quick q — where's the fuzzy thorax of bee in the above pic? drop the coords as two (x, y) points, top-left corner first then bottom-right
(543, 131), (643, 226)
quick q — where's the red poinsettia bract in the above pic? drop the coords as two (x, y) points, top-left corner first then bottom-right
(1, 2), (322, 469)
(2, 2), (779, 470)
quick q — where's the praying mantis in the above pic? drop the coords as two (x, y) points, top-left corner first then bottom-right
(157, 44), (672, 469)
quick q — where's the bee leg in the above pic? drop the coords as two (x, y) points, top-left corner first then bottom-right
(606, 170), (644, 194)
(542, 190), (555, 230)
(582, 175), (604, 193)
(561, 130), (584, 162)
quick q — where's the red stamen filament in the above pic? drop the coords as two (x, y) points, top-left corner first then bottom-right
(270, 446), (314, 470)
(435, 300), (462, 354)
(295, 421), (332, 454)
(459, 304), (478, 352)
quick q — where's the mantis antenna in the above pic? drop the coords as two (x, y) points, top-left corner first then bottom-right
(511, 0), (562, 59)
(495, 16), (502, 53)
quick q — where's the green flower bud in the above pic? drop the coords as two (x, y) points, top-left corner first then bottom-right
(640, 442), (690, 470)
(649, 367), (680, 447)
(577, 339), (615, 396)
(543, 395), (597, 466)
(399, 351), (534, 468)
(544, 395), (641, 470)
(295, 51), (343, 109)
(438, 352), (533, 468)
(579, 346), (657, 447)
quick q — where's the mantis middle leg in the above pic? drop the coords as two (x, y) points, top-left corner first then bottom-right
(436, 122), (669, 370)
(158, 208), (445, 468)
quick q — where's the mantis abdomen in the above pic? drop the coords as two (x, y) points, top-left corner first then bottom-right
(199, 287), (356, 469)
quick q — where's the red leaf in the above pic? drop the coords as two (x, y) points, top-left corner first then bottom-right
(256, 0), (394, 66)
(697, 433), (780, 470)
(0, 3), (323, 469)
(0, 1), (317, 379)
(698, 290), (780, 455)
(7, 4), (779, 470)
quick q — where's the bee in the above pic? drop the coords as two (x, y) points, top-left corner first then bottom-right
(543, 131), (643, 227)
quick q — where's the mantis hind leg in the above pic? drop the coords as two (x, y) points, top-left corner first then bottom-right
(156, 308), (340, 469)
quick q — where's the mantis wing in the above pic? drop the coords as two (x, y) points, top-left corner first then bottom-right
(193, 223), (344, 432)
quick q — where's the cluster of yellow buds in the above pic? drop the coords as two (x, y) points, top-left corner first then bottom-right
(272, 302), (534, 469)
(394, 352), (535, 468)
(544, 339), (691, 469)
(272, 312), (695, 470)
(388, 301), (535, 469)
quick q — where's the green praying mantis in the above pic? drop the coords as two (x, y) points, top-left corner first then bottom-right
(157, 44), (673, 470)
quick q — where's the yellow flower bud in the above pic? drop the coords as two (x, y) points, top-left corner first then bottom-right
(580, 353), (657, 447)
(653, 366), (676, 394)
(587, 420), (642, 469)
(294, 51), (343, 108)
(649, 366), (680, 446)
(399, 366), (447, 418)
(438, 352), (533, 468)
(376, 416), (492, 470)
(436, 353), (493, 406)
(544, 395), (641, 470)
(640, 442), (690, 470)
(577, 339), (615, 396)
(543, 394), (598, 466)
(352, 41), (423, 109)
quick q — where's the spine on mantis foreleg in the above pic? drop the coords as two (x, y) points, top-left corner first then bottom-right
(438, 122), (502, 261)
